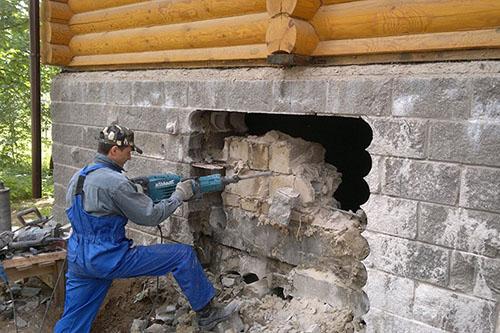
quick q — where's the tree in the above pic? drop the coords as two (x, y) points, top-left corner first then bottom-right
(0, 0), (59, 199)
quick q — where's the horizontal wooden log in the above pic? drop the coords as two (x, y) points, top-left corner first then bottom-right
(42, 1), (72, 23)
(322, 0), (361, 4)
(42, 43), (72, 65)
(312, 29), (500, 56)
(266, 15), (319, 55)
(267, 0), (321, 20)
(70, 44), (267, 66)
(42, 22), (73, 45)
(312, 0), (500, 41)
(70, 0), (266, 34)
(51, 0), (69, 3)
(70, 13), (268, 56)
(68, 0), (146, 13)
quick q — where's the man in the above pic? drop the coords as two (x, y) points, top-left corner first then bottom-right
(55, 124), (237, 332)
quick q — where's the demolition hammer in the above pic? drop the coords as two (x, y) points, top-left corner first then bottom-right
(131, 171), (273, 203)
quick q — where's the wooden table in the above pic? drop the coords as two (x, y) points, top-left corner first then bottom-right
(1, 250), (67, 306)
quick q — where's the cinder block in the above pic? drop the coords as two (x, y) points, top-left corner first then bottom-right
(163, 81), (188, 108)
(293, 177), (315, 205)
(52, 204), (69, 225)
(221, 192), (240, 207)
(217, 207), (363, 265)
(84, 81), (106, 104)
(159, 215), (194, 245)
(365, 154), (382, 194)
(471, 77), (500, 120)
(268, 187), (300, 226)
(419, 203), (500, 257)
(186, 80), (219, 109)
(53, 163), (79, 188)
(382, 158), (460, 205)
(269, 175), (296, 197)
(51, 102), (109, 127)
(248, 141), (269, 170)
(52, 143), (95, 168)
(365, 269), (414, 319)
(365, 231), (448, 286)
(392, 77), (470, 119)
(133, 131), (167, 160)
(228, 137), (249, 162)
(272, 80), (327, 114)
(363, 194), (418, 239)
(291, 268), (369, 316)
(429, 121), (500, 167)
(460, 167), (500, 213)
(240, 198), (261, 212)
(225, 171), (269, 199)
(326, 78), (392, 116)
(216, 81), (273, 112)
(413, 283), (496, 333)
(365, 117), (427, 159)
(269, 139), (325, 174)
(52, 123), (84, 147)
(365, 308), (449, 333)
(53, 184), (67, 209)
(450, 251), (500, 301)
(104, 81), (133, 105)
(132, 81), (165, 107)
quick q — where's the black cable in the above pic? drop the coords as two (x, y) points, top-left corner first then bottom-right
(38, 256), (66, 333)
(5, 282), (19, 333)
(144, 226), (164, 331)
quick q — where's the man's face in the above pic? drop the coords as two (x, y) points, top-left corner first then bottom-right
(108, 145), (132, 167)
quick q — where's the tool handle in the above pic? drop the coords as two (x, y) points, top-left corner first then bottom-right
(16, 207), (43, 226)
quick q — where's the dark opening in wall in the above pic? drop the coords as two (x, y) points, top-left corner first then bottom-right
(245, 114), (372, 211)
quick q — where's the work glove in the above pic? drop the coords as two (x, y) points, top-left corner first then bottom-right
(174, 179), (195, 201)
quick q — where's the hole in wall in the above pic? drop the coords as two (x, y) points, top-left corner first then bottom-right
(242, 273), (259, 284)
(245, 113), (372, 211)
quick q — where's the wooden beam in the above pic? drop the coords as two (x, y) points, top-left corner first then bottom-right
(267, 0), (321, 20)
(42, 43), (72, 65)
(2, 251), (66, 269)
(266, 14), (319, 55)
(70, 44), (267, 66)
(68, 0), (146, 14)
(312, 29), (500, 56)
(42, 22), (73, 45)
(322, 0), (361, 4)
(312, 0), (500, 41)
(42, 1), (72, 23)
(70, 0), (266, 34)
(70, 13), (268, 56)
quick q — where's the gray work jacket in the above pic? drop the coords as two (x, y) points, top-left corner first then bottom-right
(65, 153), (182, 226)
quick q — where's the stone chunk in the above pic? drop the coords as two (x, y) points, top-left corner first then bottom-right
(268, 187), (300, 226)
(228, 137), (249, 162)
(291, 268), (369, 316)
(225, 171), (269, 199)
(221, 192), (240, 207)
(248, 141), (269, 170)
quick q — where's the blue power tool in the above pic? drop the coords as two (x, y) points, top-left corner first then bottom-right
(131, 172), (272, 203)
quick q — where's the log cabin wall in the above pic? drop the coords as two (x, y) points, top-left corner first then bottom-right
(42, 0), (500, 68)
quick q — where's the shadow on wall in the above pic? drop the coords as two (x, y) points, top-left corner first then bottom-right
(245, 113), (373, 211)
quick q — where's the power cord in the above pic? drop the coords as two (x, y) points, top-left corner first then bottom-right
(38, 256), (67, 333)
(143, 226), (164, 332)
(0, 262), (18, 333)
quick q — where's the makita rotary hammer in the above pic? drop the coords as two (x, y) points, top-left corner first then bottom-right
(131, 172), (272, 203)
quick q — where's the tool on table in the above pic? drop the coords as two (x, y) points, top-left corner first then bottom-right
(131, 171), (273, 203)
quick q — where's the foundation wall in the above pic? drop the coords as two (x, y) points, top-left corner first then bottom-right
(50, 61), (500, 333)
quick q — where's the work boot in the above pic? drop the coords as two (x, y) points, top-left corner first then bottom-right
(196, 300), (240, 330)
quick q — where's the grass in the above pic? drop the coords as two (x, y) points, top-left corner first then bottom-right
(0, 142), (54, 227)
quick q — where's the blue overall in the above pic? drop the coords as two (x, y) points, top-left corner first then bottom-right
(55, 164), (215, 333)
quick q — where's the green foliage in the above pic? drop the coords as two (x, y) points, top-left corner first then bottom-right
(0, 0), (59, 200)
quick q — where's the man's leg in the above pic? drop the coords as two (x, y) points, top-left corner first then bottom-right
(55, 269), (112, 333)
(108, 243), (215, 311)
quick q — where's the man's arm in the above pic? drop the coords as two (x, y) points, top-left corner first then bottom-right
(111, 181), (183, 226)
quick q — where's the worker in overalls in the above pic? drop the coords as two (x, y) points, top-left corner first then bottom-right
(55, 124), (237, 332)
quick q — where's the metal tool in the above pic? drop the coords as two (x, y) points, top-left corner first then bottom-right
(131, 171), (273, 203)
(0, 182), (12, 233)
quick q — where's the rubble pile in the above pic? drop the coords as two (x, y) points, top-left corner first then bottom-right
(127, 269), (365, 333)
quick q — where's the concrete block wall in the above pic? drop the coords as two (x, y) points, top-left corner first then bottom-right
(50, 61), (500, 333)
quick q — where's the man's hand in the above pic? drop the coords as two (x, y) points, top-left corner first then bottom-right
(174, 180), (194, 201)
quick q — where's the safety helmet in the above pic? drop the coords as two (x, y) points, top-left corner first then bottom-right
(98, 124), (143, 154)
